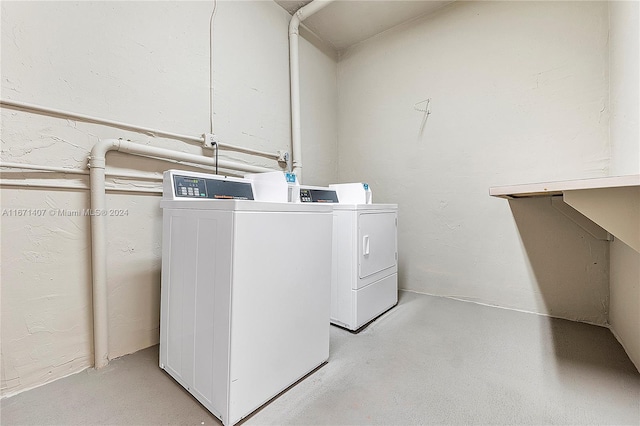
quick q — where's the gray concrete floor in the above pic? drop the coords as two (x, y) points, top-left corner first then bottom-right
(2, 291), (639, 425)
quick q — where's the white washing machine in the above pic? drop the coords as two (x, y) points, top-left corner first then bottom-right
(286, 179), (398, 332)
(159, 170), (332, 426)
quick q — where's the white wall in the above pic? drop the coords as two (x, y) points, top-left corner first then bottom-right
(610, 239), (640, 371)
(609, 1), (640, 176)
(337, 1), (611, 322)
(299, 31), (339, 185)
(608, 0), (640, 372)
(0, 1), (338, 397)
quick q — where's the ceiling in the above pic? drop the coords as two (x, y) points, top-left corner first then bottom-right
(275, 0), (453, 52)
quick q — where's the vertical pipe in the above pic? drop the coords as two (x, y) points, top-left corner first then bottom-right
(89, 139), (120, 368)
(289, 0), (335, 184)
(90, 165), (108, 368)
(209, 0), (218, 135)
(289, 16), (302, 180)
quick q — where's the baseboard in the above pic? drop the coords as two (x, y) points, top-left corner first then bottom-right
(399, 289), (609, 328)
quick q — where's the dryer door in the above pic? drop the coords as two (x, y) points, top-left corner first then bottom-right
(358, 211), (397, 282)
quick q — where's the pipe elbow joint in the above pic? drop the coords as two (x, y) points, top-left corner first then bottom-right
(89, 139), (120, 169)
(288, 15), (301, 36)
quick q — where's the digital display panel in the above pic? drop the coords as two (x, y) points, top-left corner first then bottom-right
(174, 176), (208, 198)
(300, 189), (339, 203)
(174, 175), (254, 200)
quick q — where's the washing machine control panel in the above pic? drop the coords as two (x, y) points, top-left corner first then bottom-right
(299, 188), (339, 203)
(173, 174), (254, 200)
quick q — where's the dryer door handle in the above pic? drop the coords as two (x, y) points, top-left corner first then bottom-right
(363, 235), (370, 256)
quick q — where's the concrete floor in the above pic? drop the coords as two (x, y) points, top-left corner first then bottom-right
(2, 291), (639, 425)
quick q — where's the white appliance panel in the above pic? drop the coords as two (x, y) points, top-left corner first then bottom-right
(160, 169), (333, 426)
(332, 210), (356, 322)
(358, 212), (398, 281)
(160, 209), (233, 420)
(355, 274), (398, 327)
(228, 211), (331, 424)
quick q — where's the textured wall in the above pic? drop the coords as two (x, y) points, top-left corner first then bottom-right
(337, 1), (611, 322)
(610, 239), (640, 372)
(0, 1), (338, 396)
(608, 0), (640, 372)
(299, 30), (339, 186)
(609, 0), (640, 176)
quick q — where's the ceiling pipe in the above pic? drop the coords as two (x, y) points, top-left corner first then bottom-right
(89, 138), (273, 369)
(289, 0), (335, 184)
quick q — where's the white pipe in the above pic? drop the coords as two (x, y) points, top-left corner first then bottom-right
(0, 180), (162, 194)
(0, 181), (87, 191)
(0, 162), (164, 181)
(209, 0), (218, 135)
(88, 139), (273, 368)
(289, 0), (335, 183)
(0, 161), (247, 180)
(89, 140), (117, 368)
(0, 162), (163, 190)
(0, 162), (88, 175)
(115, 140), (273, 174)
(0, 99), (280, 160)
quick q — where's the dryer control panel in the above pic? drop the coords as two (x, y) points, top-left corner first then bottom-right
(299, 188), (339, 203)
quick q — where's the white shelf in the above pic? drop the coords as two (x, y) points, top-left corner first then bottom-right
(489, 175), (640, 199)
(490, 174), (640, 253)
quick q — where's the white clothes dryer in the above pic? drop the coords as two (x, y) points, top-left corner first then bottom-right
(293, 181), (398, 332)
(329, 186), (398, 332)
